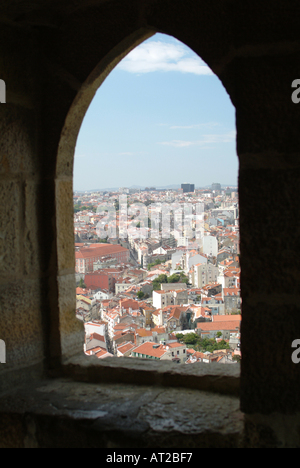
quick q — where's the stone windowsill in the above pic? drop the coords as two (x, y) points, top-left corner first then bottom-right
(61, 353), (241, 397)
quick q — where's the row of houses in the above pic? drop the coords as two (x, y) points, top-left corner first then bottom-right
(82, 292), (241, 365)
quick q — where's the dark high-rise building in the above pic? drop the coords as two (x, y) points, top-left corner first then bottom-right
(211, 183), (221, 192)
(181, 183), (195, 193)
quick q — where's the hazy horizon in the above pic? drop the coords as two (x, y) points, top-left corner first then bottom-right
(74, 33), (238, 192)
(73, 182), (238, 193)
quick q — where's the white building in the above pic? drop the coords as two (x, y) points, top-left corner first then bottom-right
(190, 263), (219, 289)
(152, 289), (188, 309)
(203, 235), (218, 257)
(173, 250), (207, 274)
(93, 290), (113, 301)
(84, 321), (106, 339)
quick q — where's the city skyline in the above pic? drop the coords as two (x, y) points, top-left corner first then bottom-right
(74, 33), (238, 192)
(74, 183), (238, 194)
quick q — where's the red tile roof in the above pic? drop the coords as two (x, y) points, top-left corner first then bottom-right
(75, 244), (128, 259)
(213, 314), (241, 321)
(197, 320), (240, 331)
(132, 341), (185, 358)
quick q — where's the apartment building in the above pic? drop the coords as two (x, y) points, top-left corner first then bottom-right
(196, 316), (241, 340)
(75, 244), (130, 274)
(152, 289), (188, 309)
(190, 262), (219, 288)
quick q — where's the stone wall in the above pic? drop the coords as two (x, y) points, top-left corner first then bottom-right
(1, 0), (300, 447)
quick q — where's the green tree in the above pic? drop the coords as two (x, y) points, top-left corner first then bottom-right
(147, 258), (163, 270)
(156, 274), (168, 283)
(182, 333), (199, 346)
(167, 273), (180, 283)
(137, 291), (145, 299)
(197, 337), (230, 353)
(179, 273), (189, 284)
(218, 339), (230, 349)
(176, 333), (184, 341)
(152, 272), (189, 291)
(152, 274), (168, 291)
(78, 278), (86, 289)
(232, 355), (241, 363)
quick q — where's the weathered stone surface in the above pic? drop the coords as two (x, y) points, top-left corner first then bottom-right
(0, 24), (38, 106)
(55, 179), (76, 273)
(57, 273), (84, 358)
(24, 180), (40, 275)
(0, 378), (244, 448)
(0, 280), (44, 373)
(62, 354), (241, 397)
(1, 0), (300, 448)
(243, 412), (300, 448)
(222, 53), (300, 155)
(239, 168), (300, 297)
(0, 181), (20, 276)
(0, 106), (37, 176)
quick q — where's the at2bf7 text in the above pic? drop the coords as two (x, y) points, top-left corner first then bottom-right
(148, 453), (192, 463)
(106, 453), (192, 465)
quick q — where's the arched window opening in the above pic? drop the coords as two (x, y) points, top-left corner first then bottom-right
(72, 33), (239, 365)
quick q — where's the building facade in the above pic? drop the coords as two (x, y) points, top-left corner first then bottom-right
(75, 244), (130, 273)
(181, 183), (195, 193)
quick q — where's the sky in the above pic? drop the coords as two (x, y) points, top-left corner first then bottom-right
(73, 33), (238, 192)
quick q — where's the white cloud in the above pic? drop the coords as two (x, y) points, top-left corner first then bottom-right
(117, 151), (148, 156)
(117, 40), (213, 75)
(159, 131), (236, 147)
(201, 131), (237, 144)
(159, 140), (195, 148)
(169, 122), (220, 130)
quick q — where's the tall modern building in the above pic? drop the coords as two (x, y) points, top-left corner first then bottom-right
(211, 183), (221, 192)
(181, 183), (195, 193)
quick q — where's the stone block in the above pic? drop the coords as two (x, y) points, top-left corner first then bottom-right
(0, 106), (38, 176)
(0, 180), (21, 277)
(222, 53), (300, 155)
(57, 273), (84, 359)
(241, 301), (300, 414)
(0, 24), (38, 105)
(0, 279), (44, 371)
(239, 167), (300, 296)
(24, 180), (40, 276)
(55, 179), (75, 273)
